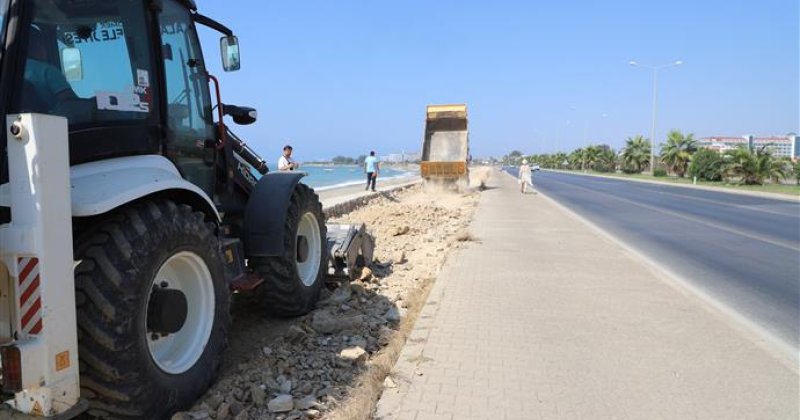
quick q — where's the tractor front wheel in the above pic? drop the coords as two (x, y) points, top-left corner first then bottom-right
(251, 183), (327, 317)
(73, 200), (229, 419)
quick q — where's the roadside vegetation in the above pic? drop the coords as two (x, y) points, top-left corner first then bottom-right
(502, 130), (800, 196)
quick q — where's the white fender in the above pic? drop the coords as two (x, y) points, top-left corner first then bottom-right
(0, 155), (219, 221)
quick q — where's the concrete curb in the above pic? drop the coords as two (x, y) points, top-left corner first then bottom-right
(322, 180), (421, 219)
(544, 169), (800, 202)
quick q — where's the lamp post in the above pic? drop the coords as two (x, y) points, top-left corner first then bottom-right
(629, 60), (683, 175)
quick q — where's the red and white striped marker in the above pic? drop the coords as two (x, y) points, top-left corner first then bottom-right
(18, 257), (42, 335)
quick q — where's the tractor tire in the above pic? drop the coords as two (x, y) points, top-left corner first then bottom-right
(73, 200), (229, 419)
(251, 183), (327, 317)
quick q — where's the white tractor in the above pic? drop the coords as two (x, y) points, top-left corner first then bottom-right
(0, 0), (371, 418)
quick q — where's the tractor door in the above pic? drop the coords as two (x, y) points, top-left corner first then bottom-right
(157, 0), (216, 195)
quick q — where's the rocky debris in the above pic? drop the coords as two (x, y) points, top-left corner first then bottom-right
(391, 225), (410, 236)
(338, 346), (368, 365)
(384, 376), (398, 388)
(324, 284), (352, 305)
(358, 266), (373, 281)
(216, 401), (231, 420)
(284, 325), (308, 344)
(267, 395), (294, 413)
(250, 385), (266, 407)
(384, 306), (401, 322)
(205, 394), (224, 411)
(190, 184), (480, 420)
(295, 395), (319, 410)
(311, 310), (365, 334)
(184, 409), (209, 419)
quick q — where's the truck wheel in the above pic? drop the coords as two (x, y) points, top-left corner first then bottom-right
(73, 200), (229, 419)
(251, 183), (327, 316)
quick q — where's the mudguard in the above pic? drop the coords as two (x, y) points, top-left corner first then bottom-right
(243, 171), (306, 257)
(0, 155), (220, 221)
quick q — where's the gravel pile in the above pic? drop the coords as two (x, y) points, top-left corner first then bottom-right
(175, 185), (479, 420)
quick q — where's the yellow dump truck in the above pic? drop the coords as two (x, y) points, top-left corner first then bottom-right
(420, 104), (469, 184)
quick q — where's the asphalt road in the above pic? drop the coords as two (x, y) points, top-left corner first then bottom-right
(516, 170), (800, 355)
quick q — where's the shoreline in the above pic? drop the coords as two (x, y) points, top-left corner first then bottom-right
(315, 175), (422, 208)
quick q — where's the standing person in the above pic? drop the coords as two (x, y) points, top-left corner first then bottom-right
(278, 145), (299, 171)
(518, 159), (533, 194)
(364, 151), (380, 192)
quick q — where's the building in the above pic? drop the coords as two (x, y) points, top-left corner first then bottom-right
(696, 136), (750, 153)
(698, 134), (799, 160)
(381, 152), (422, 163)
(752, 136), (798, 159)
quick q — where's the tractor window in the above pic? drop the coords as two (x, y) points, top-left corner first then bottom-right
(0, 0), (8, 49)
(158, 0), (216, 194)
(18, 0), (156, 126)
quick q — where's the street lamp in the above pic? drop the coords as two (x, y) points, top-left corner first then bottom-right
(629, 59), (683, 175)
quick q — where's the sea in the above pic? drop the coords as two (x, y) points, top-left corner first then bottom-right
(294, 165), (415, 191)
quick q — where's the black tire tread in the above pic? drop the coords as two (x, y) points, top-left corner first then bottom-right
(74, 199), (230, 419)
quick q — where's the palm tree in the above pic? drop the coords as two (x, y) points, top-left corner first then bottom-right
(621, 135), (651, 173)
(554, 152), (569, 169)
(660, 130), (696, 177)
(568, 148), (584, 170)
(594, 148), (618, 172)
(723, 146), (786, 185)
(582, 146), (601, 170)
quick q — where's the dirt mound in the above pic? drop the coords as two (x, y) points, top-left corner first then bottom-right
(177, 184), (479, 420)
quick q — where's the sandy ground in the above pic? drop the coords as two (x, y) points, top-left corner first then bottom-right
(171, 170), (487, 420)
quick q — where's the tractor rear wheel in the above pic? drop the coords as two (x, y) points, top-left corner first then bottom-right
(251, 183), (327, 317)
(73, 200), (229, 419)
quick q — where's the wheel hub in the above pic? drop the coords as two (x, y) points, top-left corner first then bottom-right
(147, 288), (188, 335)
(146, 251), (215, 374)
(296, 235), (309, 263)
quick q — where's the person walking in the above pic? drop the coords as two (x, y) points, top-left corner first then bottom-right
(278, 145), (299, 171)
(518, 159), (533, 194)
(364, 151), (380, 191)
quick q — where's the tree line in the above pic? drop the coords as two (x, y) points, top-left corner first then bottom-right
(505, 130), (800, 186)
(329, 155), (367, 165)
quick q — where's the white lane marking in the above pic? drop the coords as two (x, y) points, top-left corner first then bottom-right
(544, 175), (800, 252)
(627, 184), (800, 218)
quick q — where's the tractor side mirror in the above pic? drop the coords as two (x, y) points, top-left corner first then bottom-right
(220, 36), (240, 72)
(223, 104), (257, 125)
(61, 47), (83, 81)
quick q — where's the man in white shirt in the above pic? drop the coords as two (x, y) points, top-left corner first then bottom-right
(278, 145), (298, 171)
(364, 151), (379, 191)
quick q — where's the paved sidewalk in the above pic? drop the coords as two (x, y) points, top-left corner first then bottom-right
(376, 170), (798, 420)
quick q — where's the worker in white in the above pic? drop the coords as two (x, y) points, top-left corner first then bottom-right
(518, 159), (533, 194)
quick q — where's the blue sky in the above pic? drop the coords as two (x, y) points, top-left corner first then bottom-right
(197, 0), (798, 160)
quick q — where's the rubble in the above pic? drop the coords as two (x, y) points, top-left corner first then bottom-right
(191, 184), (479, 419)
(267, 395), (294, 413)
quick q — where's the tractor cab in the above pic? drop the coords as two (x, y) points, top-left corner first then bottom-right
(2, 0), (243, 195)
(0, 1), (342, 418)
